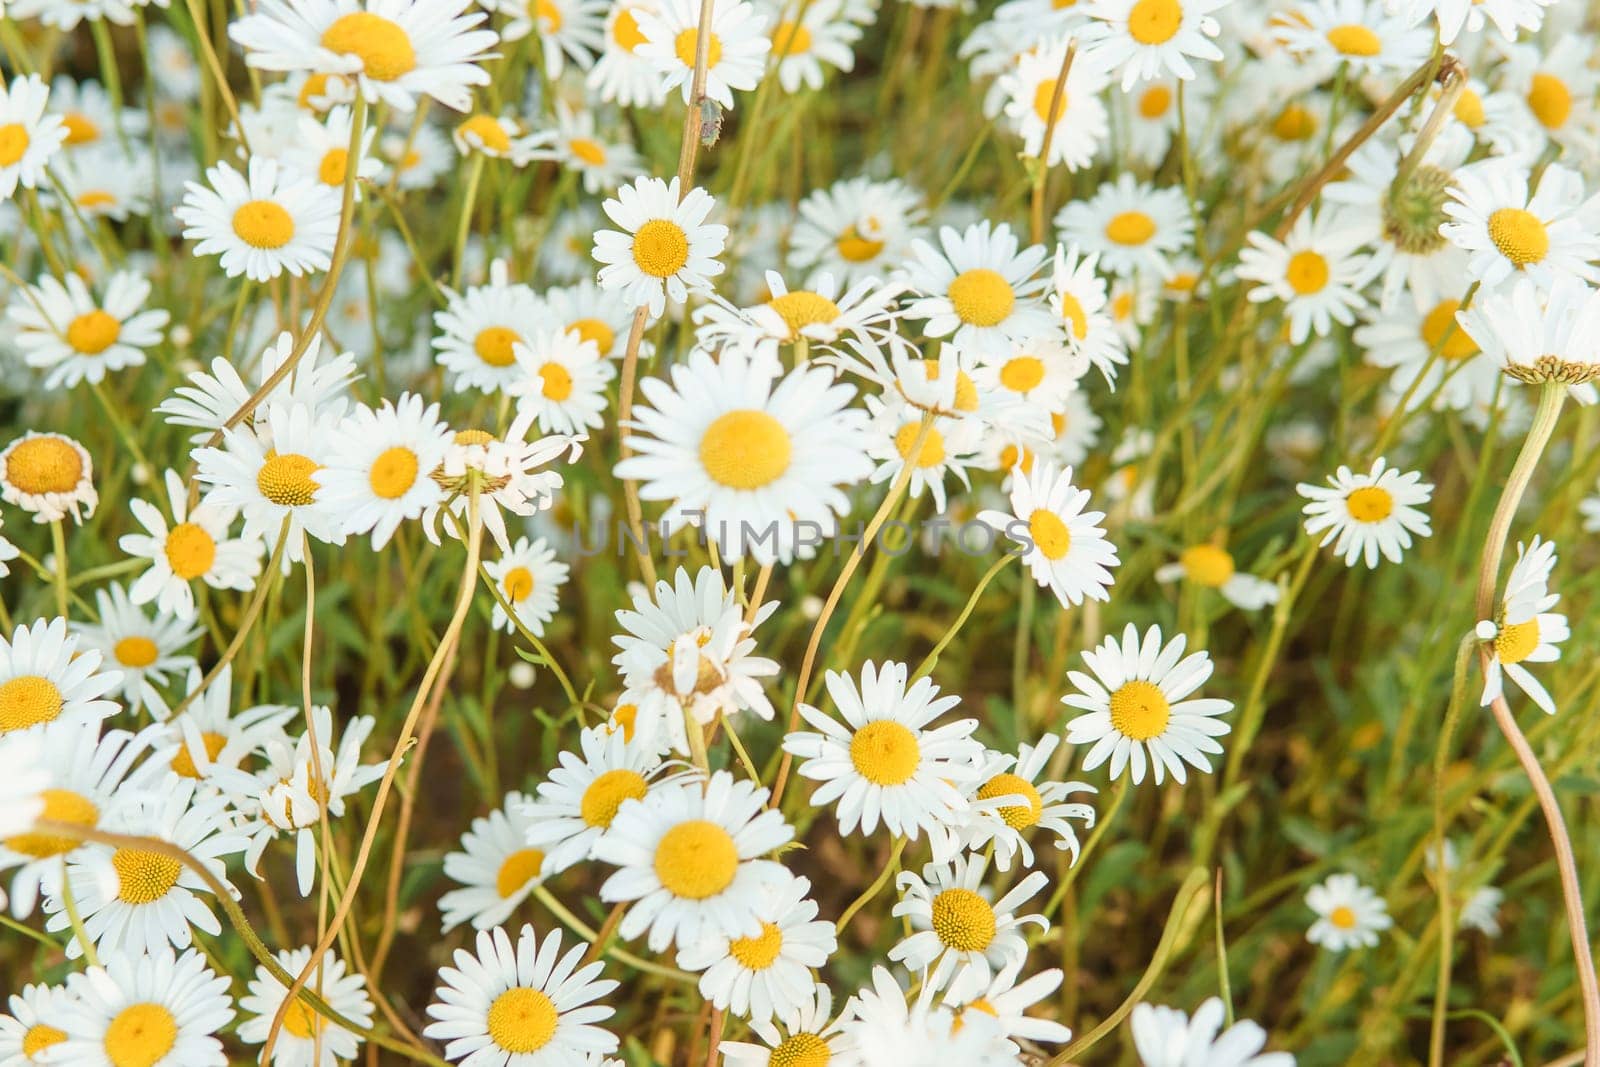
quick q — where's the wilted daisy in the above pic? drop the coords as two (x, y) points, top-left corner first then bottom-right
(73, 585), (199, 714)
(0, 981), (74, 1065)
(1055, 174), (1193, 279)
(1476, 536), (1567, 714)
(979, 460), (1119, 607)
(238, 947), (375, 1067)
(0, 617), (121, 737)
(1130, 997), (1295, 1067)
(1237, 212), (1370, 344)
(594, 175), (728, 317)
(519, 724), (668, 876)
(900, 220), (1053, 360)
(498, 0), (608, 74)
(1306, 872), (1391, 950)
(0, 431), (98, 523)
(53, 947), (233, 1067)
(789, 175), (926, 286)
(1440, 159), (1600, 289)
(1080, 0), (1228, 90)
(318, 393), (452, 549)
(719, 981), (854, 1066)
(438, 791), (549, 933)
(425, 414), (580, 553)
(120, 470), (265, 622)
(889, 853), (1049, 1001)
(784, 660), (982, 857)
(176, 157), (343, 282)
(229, 0), (499, 113)
(7, 270), (169, 390)
(0, 75), (68, 199)
(636, 0), (772, 108)
(1296, 457), (1433, 569)
(1156, 543), (1281, 611)
(962, 734), (1096, 871)
(1458, 274), (1600, 388)
(595, 769), (794, 952)
(1062, 623), (1234, 786)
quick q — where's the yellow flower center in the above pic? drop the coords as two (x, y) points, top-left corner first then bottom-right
(170, 732), (227, 779)
(6, 435), (84, 495)
(894, 421), (946, 469)
(613, 7), (648, 51)
(320, 12), (418, 82)
(568, 137), (607, 165)
(257, 450), (321, 507)
(1345, 485), (1393, 522)
(1272, 104), (1317, 141)
(282, 996), (324, 1039)
(474, 326), (523, 368)
(0, 122), (31, 165)
(673, 28), (724, 68)
(114, 636), (160, 668)
(947, 268), (1015, 327)
(368, 446), (419, 499)
(486, 987), (559, 1054)
(231, 199), (296, 249)
(654, 819), (740, 900)
(1028, 508), (1071, 560)
(503, 565), (535, 602)
(1420, 299), (1478, 361)
(769, 1032), (832, 1067)
(609, 703), (639, 742)
(1494, 618), (1540, 665)
(103, 1002), (178, 1067)
(998, 443), (1034, 474)
(999, 355), (1046, 393)
(297, 72), (339, 109)
(0, 675), (65, 734)
(1325, 23), (1380, 56)
(835, 225), (884, 263)
(459, 115), (511, 154)
(113, 847), (182, 904)
(454, 428), (496, 446)
(164, 522), (217, 579)
(78, 190), (117, 210)
(580, 768), (649, 829)
(66, 309), (121, 354)
(1032, 80), (1067, 124)
(1453, 87), (1485, 128)
(1105, 211), (1156, 246)
(699, 409), (792, 489)
(1180, 544), (1235, 587)
(849, 719), (920, 785)
(631, 218), (691, 278)
(1139, 85), (1173, 118)
(1330, 904), (1358, 929)
(535, 0), (563, 31)
(729, 921), (785, 970)
(495, 847), (546, 897)
(930, 887), (997, 952)
(1127, 0), (1182, 43)
(567, 318), (614, 353)
(1527, 72), (1571, 130)
(1285, 250), (1329, 295)
(771, 20), (812, 55)
(1058, 290), (1088, 340)
(1487, 207), (1549, 267)
(22, 1023), (67, 1057)
(317, 147), (349, 185)
(5, 787), (97, 857)
(1109, 679), (1171, 741)
(538, 361), (575, 401)
(767, 290), (842, 334)
(62, 112), (100, 145)
(976, 772), (1043, 828)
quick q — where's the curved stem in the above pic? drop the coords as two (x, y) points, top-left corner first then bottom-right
(836, 836), (907, 934)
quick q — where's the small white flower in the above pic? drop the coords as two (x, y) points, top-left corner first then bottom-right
(1306, 872), (1391, 950)
(1296, 457), (1433, 569)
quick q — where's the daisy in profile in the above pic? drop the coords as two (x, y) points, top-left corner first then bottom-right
(0, 431), (98, 523)
(438, 791), (549, 933)
(944, 963), (1074, 1055)
(497, 0), (608, 75)
(508, 328), (615, 434)
(1080, 0), (1228, 89)
(0, 981), (74, 1064)
(120, 470), (265, 621)
(1130, 997), (1294, 1067)
(788, 176), (926, 287)
(54, 947), (233, 1067)
(1477, 536), (1567, 714)
(453, 111), (543, 162)
(0, 75), (68, 200)
(979, 460), (1119, 607)
(238, 947), (375, 1066)
(1050, 243), (1127, 384)
(594, 175), (728, 317)
(229, 0), (499, 113)
(1306, 872), (1391, 950)
(1062, 623), (1234, 786)
(74, 584), (200, 715)
(759, 0), (860, 93)
(962, 734), (1097, 871)
(719, 982), (855, 1066)
(1441, 159), (1600, 289)
(1156, 543), (1281, 611)
(1457, 274), (1600, 388)
(1272, 0), (1429, 75)
(484, 536), (569, 636)
(636, 0), (772, 108)
(594, 770), (794, 952)
(618, 348), (870, 564)
(424, 414), (581, 554)
(7, 269), (169, 391)
(425, 925), (619, 1065)
(1055, 175), (1193, 279)
(900, 220), (1053, 360)
(889, 853), (1049, 1001)
(588, 0), (671, 107)
(158, 331), (357, 440)
(841, 965), (1009, 1064)
(1296, 457), (1433, 569)
(783, 661), (983, 857)
(533, 103), (643, 193)
(1236, 212), (1370, 344)
(177, 157), (342, 283)
(318, 394), (452, 549)
(519, 724), (668, 876)
(696, 270), (909, 364)
(677, 873), (838, 1023)
(0, 617), (121, 737)
(1000, 39), (1111, 171)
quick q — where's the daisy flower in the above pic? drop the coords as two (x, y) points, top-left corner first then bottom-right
(383, 121), (454, 190)
(177, 157), (343, 283)
(782, 660), (983, 857)
(788, 175), (926, 288)
(979, 460), (1120, 607)
(508, 328), (615, 434)
(944, 963), (1074, 1054)
(961, 734), (1097, 872)
(617, 348), (870, 564)
(52, 947), (233, 1067)
(281, 104), (382, 196)
(157, 331), (357, 440)
(840, 965), (1010, 1065)
(425, 925), (619, 1066)
(238, 947), (375, 1067)
(518, 724), (668, 877)
(900, 220), (1054, 360)
(538, 280), (638, 360)
(45, 145), (154, 222)
(1306, 872), (1391, 950)
(0, 75), (68, 200)
(0, 431), (98, 524)
(1457, 274), (1600, 388)
(719, 982), (855, 1066)
(438, 791), (550, 933)
(1080, 0), (1228, 90)
(889, 853), (1049, 1002)
(587, 0), (671, 107)
(1155, 543), (1281, 611)
(159, 664), (295, 788)
(1000, 39), (1111, 171)
(1055, 174), (1193, 279)
(1236, 212), (1370, 344)
(863, 397), (983, 515)
(484, 536), (569, 637)
(6, 268), (167, 390)
(434, 258), (549, 395)
(1500, 38), (1599, 157)
(696, 270), (909, 365)
(1393, 0), (1549, 43)
(1130, 997), (1294, 1067)
(119, 470), (265, 622)
(1476, 536), (1567, 714)
(0, 617), (121, 737)
(1296, 457), (1433, 569)
(1355, 296), (1500, 414)
(497, 0), (609, 75)
(73, 585), (199, 715)
(594, 175), (728, 317)
(318, 393), (452, 549)
(532, 103), (643, 193)
(423, 413), (580, 554)
(453, 111), (544, 163)
(594, 769), (795, 953)
(1061, 623), (1234, 786)
(758, 0), (860, 94)
(1120, 71), (1211, 166)
(1049, 243), (1126, 384)
(1440, 158), (1600, 289)
(0, 981), (75, 1065)
(1461, 886), (1505, 937)
(1272, 0), (1430, 75)
(677, 873), (838, 1023)
(636, 0), (772, 109)
(229, 0), (499, 113)
(47, 77), (145, 150)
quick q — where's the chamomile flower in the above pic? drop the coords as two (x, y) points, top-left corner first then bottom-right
(52, 947), (233, 1067)
(594, 770), (795, 952)
(889, 853), (1048, 1002)
(0, 617), (121, 737)
(864, 398), (983, 514)
(1236, 212), (1370, 344)
(1476, 536), (1567, 714)
(961, 734), (1096, 871)
(508, 328), (615, 434)
(384, 121), (454, 189)
(980, 459), (1118, 606)
(1000, 39), (1111, 170)
(1460, 886), (1504, 937)
(1130, 998), (1294, 1067)
(944, 963), (1074, 1054)
(1306, 872), (1391, 950)
(425, 414), (580, 553)
(1500, 39), (1599, 157)
(594, 175), (728, 317)
(317, 393), (452, 549)
(840, 966), (1007, 1065)
(1440, 158), (1600, 289)
(238, 947), (375, 1066)
(696, 270), (909, 364)
(534, 103), (643, 193)
(1055, 175), (1192, 279)
(281, 104), (382, 195)
(1393, 0), (1549, 43)
(0, 76), (68, 200)
(636, 0), (771, 108)
(434, 259), (549, 395)
(588, 0), (671, 107)
(453, 111), (543, 162)
(157, 331), (357, 440)
(229, 0), (500, 113)
(73, 585), (199, 715)
(159, 664), (295, 788)
(0, 432), (98, 523)
(46, 147), (154, 225)
(424, 924), (620, 1066)
(783, 661), (982, 856)
(538, 280), (637, 360)
(900, 220), (1053, 360)
(1080, 0), (1228, 90)
(1355, 297), (1500, 414)
(484, 536), (569, 636)
(1272, 0), (1429, 75)
(0, 981), (75, 1065)
(438, 791), (550, 933)
(1062, 623), (1234, 786)
(120, 470), (265, 622)
(789, 176), (926, 287)
(518, 724), (668, 876)
(1049, 243), (1126, 384)
(759, 0), (860, 93)
(1457, 274), (1600, 388)
(497, 0), (609, 75)
(177, 157), (342, 282)
(1296, 457), (1433, 569)
(1156, 543), (1281, 610)
(677, 873), (838, 1022)
(719, 982), (855, 1066)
